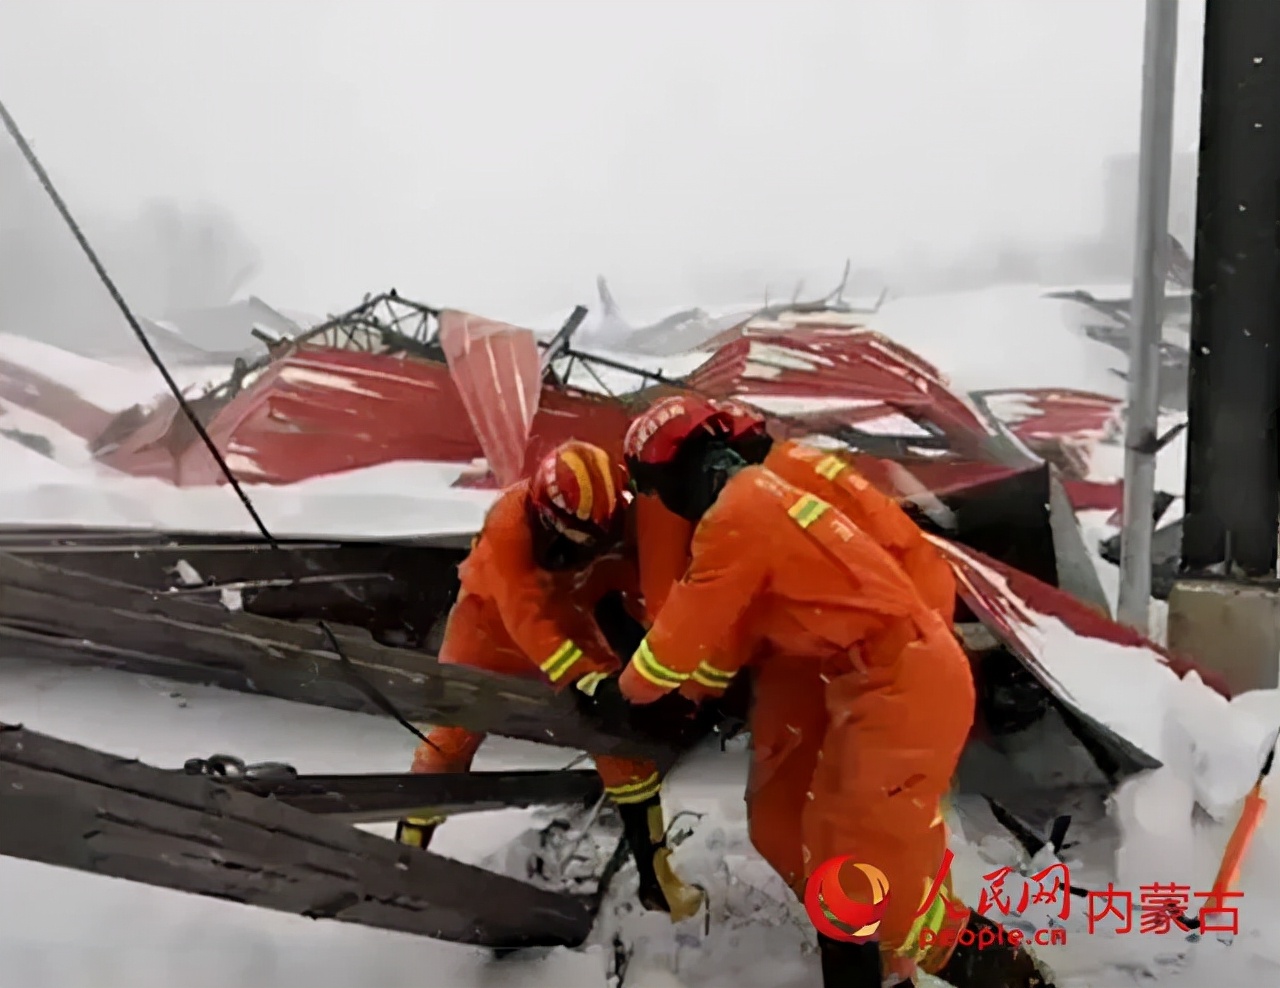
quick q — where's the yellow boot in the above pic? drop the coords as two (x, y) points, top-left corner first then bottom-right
(617, 795), (705, 921)
(395, 814), (446, 850)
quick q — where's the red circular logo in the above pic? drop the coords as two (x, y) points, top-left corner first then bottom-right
(804, 856), (892, 943)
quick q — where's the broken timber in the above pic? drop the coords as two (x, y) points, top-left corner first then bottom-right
(0, 527), (470, 647)
(0, 723), (611, 949)
(0, 551), (683, 763)
(210, 767), (605, 824)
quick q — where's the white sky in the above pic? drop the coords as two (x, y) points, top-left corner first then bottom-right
(0, 0), (1208, 327)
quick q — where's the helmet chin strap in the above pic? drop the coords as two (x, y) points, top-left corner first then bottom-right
(658, 445), (747, 522)
(527, 498), (612, 571)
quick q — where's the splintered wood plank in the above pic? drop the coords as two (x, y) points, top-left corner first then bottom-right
(0, 551), (685, 762)
(218, 768), (603, 823)
(0, 723), (599, 949)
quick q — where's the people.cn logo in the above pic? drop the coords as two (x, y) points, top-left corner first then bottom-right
(804, 857), (892, 943)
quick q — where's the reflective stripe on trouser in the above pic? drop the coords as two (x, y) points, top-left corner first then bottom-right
(413, 730), (660, 821)
(596, 755), (662, 805)
(900, 862), (970, 977)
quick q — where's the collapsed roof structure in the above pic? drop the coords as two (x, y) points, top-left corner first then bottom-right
(0, 271), (1215, 950)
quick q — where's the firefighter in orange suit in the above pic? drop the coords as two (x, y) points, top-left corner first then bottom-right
(629, 395), (956, 628)
(573, 404), (1053, 988)
(398, 439), (702, 920)
(626, 397), (962, 912)
(714, 398), (957, 624)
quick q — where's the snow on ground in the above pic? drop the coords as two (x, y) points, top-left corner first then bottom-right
(0, 661), (608, 988)
(3, 656), (1280, 988)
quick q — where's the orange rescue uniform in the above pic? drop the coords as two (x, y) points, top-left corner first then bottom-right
(619, 466), (975, 974)
(636, 440), (956, 627)
(765, 441), (956, 622)
(411, 482), (660, 808)
(634, 489), (700, 621)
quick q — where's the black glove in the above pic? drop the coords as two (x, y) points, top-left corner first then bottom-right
(647, 689), (700, 725)
(574, 672), (699, 743)
(573, 672), (632, 725)
(593, 591), (647, 660)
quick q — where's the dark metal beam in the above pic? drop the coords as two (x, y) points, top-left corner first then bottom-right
(1181, 0), (1280, 577)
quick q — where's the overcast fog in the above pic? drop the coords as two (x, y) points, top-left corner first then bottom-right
(1, 0), (1207, 354)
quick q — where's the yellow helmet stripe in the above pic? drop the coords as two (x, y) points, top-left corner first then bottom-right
(559, 448), (594, 521)
(588, 444), (616, 511)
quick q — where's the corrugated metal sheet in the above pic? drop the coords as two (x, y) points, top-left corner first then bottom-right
(102, 347), (487, 485)
(974, 388), (1124, 483)
(97, 343), (634, 489)
(438, 310), (542, 488)
(936, 535), (1230, 700)
(75, 307), (1099, 511)
(686, 325), (1003, 462)
(977, 388), (1121, 445)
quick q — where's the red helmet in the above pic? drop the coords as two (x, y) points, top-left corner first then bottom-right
(710, 398), (768, 442)
(709, 397), (773, 464)
(528, 440), (629, 544)
(623, 395), (727, 467)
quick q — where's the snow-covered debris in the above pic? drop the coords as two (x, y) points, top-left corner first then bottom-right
(1, 279), (1277, 988)
(0, 452), (496, 539)
(0, 332), (218, 413)
(870, 285), (1128, 398)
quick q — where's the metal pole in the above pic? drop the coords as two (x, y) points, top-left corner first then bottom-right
(1117, 0), (1180, 631)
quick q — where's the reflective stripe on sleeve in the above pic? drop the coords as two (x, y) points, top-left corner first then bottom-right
(631, 640), (689, 690)
(691, 660), (735, 691)
(540, 639), (585, 682)
(788, 494), (831, 529)
(605, 771), (662, 805)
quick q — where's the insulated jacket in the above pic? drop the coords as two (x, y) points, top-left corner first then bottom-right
(634, 441), (956, 630)
(621, 465), (939, 705)
(763, 440), (956, 622)
(445, 481), (632, 689)
(618, 465), (975, 970)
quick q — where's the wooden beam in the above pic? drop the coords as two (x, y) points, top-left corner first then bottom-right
(0, 551), (683, 762)
(0, 723), (610, 949)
